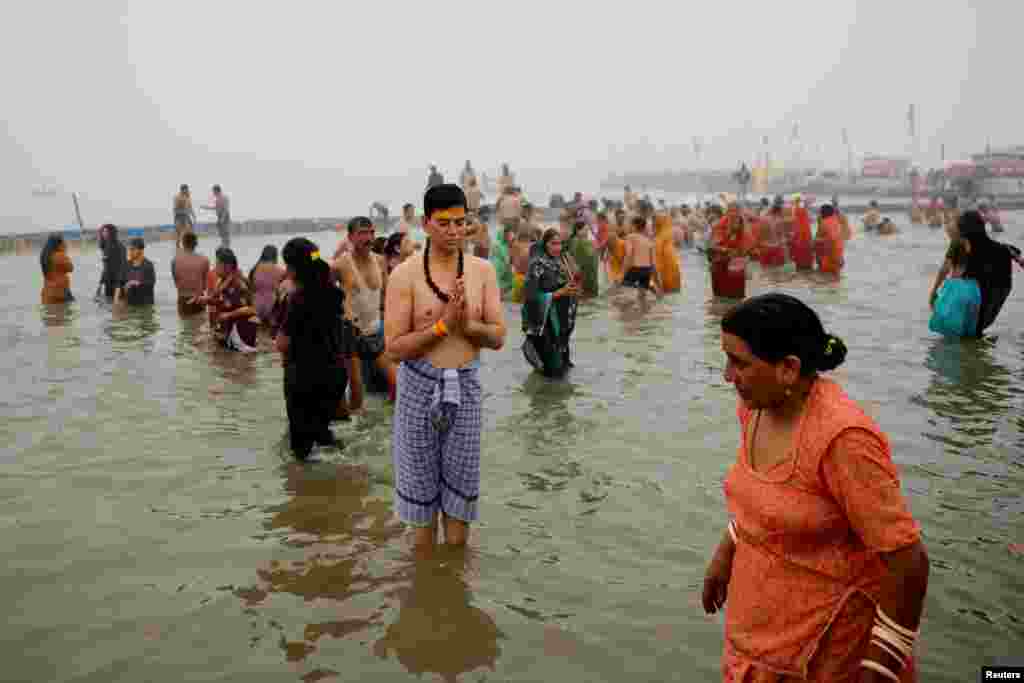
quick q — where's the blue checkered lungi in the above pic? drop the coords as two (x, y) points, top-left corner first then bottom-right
(392, 358), (483, 527)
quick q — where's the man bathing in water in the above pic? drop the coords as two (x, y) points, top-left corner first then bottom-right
(385, 184), (506, 554)
(622, 215), (661, 295)
(336, 216), (398, 407)
(172, 232), (210, 316)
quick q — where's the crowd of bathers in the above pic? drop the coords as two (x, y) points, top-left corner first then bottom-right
(32, 168), (1024, 682)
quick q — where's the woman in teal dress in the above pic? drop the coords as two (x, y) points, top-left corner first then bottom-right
(521, 228), (579, 377)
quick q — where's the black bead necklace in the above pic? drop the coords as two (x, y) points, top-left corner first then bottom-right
(423, 238), (464, 303)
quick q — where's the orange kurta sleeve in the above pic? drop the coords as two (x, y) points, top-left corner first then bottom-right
(820, 429), (921, 553)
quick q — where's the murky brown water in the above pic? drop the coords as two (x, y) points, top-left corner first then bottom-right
(2, 221), (1022, 682)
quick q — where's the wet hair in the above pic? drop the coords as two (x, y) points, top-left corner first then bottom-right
(721, 293), (847, 376)
(958, 210), (987, 240)
(423, 183), (467, 219)
(631, 215), (646, 231)
(959, 210), (1006, 284)
(402, 203), (414, 213)
(249, 245), (278, 282)
(384, 232), (406, 257)
(215, 247), (238, 270)
(371, 236), (388, 254)
(182, 232), (198, 250)
(98, 224), (119, 250)
(820, 204), (835, 218)
(280, 237), (340, 337)
(347, 216), (373, 233)
(40, 233), (65, 276)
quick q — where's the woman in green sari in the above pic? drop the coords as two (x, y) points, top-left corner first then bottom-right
(522, 228), (580, 378)
(490, 222), (518, 299)
(566, 209), (600, 298)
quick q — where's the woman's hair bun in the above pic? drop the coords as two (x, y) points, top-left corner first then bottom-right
(817, 333), (847, 372)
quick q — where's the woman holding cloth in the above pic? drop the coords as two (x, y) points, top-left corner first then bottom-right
(928, 210), (1023, 337)
(521, 228), (580, 378)
(705, 293), (929, 682)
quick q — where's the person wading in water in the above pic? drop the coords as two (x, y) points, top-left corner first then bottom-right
(172, 231), (210, 316)
(173, 184), (196, 247)
(98, 224), (127, 301)
(40, 234), (74, 304)
(706, 293), (929, 682)
(384, 183), (506, 556)
(336, 216), (398, 406)
(521, 227), (579, 377)
(121, 238), (156, 306)
(275, 238), (351, 459)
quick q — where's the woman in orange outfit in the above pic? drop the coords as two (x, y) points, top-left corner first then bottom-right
(40, 234), (74, 304)
(790, 195), (814, 270)
(815, 204), (845, 275)
(605, 222), (628, 286)
(706, 293), (929, 682)
(653, 212), (682, 293)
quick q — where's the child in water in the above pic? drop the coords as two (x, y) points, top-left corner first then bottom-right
(929, 241), (981, 338)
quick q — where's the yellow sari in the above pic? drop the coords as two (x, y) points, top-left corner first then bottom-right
(606, 236), (627, 285)
(654, 214), (682, 293)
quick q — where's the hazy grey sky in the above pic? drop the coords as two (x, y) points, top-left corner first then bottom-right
(1, 0), (1014, 231)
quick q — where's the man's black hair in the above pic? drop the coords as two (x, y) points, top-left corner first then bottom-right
(423, 184), (467, 220)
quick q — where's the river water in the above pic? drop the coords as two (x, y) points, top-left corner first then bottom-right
(2, 219), (1022, 682)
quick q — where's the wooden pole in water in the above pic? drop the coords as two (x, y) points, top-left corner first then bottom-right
(72, 192), (86, 234)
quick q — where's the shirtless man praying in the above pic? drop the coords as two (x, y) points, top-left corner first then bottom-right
(385, 184), (506, 554)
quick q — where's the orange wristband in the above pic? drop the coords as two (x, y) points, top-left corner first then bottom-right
(433, 320), (449, 337)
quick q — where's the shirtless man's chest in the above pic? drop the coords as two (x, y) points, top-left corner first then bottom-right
(628, 235), (654, 266)
(349, 253), (383, 290)
(410, 256), (488, 366)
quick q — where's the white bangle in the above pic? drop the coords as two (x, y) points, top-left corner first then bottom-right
(870, 636), (907, 669)
(877, 606), (918, 639)
(728, 520), (738, 544)
(861, 659), (900, 682)
(872, 624), (914, 659)
(872, 626), (913, 663)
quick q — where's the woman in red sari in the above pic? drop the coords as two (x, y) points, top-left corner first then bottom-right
(704, 293), (929, 682)
(790, 196), (814, 270)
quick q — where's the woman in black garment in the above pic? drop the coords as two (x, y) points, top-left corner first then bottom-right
(274, 237), (351, 459)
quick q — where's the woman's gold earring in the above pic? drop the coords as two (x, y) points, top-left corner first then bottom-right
(785, 388), (792, 397)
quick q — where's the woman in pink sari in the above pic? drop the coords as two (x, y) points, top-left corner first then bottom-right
(704, 293), (929, 682)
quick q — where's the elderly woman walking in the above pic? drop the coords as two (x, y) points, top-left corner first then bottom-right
(704, 293), (929, 682)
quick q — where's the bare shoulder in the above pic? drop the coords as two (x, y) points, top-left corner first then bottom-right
(467, 254), (496, 277)
(390, 254), (422, 286)
(333, 252), (352, 271)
